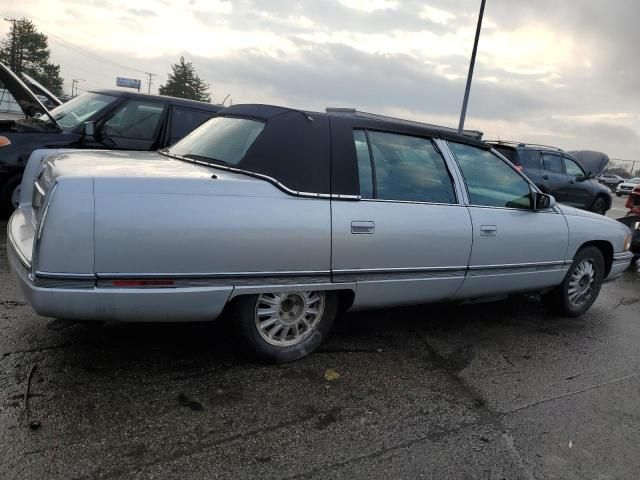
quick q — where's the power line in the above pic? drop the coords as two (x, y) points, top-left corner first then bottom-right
(43, 29), (149, 75)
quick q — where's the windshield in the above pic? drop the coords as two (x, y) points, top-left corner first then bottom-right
(39, 92), (117, 129)
(167, 116), (265, 166)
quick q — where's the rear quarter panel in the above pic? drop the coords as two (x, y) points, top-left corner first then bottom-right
(93, 180), (331, 275)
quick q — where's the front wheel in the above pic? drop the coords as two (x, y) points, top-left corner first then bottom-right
(591, 196), (607, 215)
(542, 246), (605, 317)
(235, 291), (337, 363)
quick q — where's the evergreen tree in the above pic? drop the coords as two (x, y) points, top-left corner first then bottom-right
(159, 56), (210, 102)
(0, 18), (64, 97)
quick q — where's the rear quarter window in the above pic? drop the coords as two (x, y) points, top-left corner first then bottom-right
(519, 150), (542, 169)
(493, 147), (519, 164)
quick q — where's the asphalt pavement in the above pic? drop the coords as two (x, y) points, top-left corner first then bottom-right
(1, 213), (639, 479)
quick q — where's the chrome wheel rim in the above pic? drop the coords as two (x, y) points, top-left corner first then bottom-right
(568, 259), (596, 307)
(11, 184), (20, 209)
(255, 291), (325, 347)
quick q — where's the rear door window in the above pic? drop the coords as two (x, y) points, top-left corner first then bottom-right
(542, 154), (564, 174)
(493, 147), (518, 164)
(168, 116), (265, 165)
(355, 130), (457, 204)
(168, 107), (215, 145)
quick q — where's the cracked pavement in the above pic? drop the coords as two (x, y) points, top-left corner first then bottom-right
(1, 220), (639, 479)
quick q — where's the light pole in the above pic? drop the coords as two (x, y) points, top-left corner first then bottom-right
(458, 0), (486, 135)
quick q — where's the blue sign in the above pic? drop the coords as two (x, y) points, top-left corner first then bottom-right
(116, 77), (142, 90)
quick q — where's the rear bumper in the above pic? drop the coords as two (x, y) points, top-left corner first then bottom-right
(7, 237), (233, 322)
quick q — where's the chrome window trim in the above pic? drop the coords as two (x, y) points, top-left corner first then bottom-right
(466, 203), (559, 214)
(359, 198), (464, 207)
(159, 150), (360, 201)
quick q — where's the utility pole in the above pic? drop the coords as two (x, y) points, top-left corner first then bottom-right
(3, 18), (18, 72)
(71, 78), (84, 97)
(144, 72), (156, 94)
(458, 0), (486, 135)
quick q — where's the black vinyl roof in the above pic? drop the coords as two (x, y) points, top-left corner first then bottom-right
(214, 103), (490, 196)
(221, 103), (488, 148)
(90, 89), (222, 111)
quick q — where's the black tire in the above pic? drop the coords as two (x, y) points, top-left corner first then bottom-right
(0, 174), (21, 219)
(542, 246), (605, 317)
(235, 291), (337, 363)
(591, 196), (607, 215)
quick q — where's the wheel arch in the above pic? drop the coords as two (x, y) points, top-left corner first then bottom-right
(592, 192), (611, 212)
(577, 240), (613, 277)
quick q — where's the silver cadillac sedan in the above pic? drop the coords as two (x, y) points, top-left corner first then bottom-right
(7, 104), (634, 362)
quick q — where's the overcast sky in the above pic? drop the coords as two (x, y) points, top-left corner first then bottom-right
(3, 0), (640, 160)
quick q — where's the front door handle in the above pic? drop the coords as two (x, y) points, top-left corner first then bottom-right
(351, 221), (375, 234)
(480, 225), (497, 236)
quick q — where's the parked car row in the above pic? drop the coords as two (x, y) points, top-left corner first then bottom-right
(597, 173), (627, 189)
(616, 177), (640, 196)
(7, 105), (634, 362)
(0, 62), (221, 217)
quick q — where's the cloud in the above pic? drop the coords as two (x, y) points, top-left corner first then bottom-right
(3, 0), (640, 158)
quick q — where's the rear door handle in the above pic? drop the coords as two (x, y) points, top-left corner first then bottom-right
(480, 225), (497, 236)
(351, 221), (375, 234)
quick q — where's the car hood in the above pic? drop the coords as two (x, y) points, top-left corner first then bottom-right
(20, 72), (62, 107)
(619, 182), (640, 188)
(556, 203), (619, 224)
(567, 150), (609, 175)
(0, 62), (60, 127)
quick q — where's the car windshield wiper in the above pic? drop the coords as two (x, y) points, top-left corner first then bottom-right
(182, 153), (229, 166)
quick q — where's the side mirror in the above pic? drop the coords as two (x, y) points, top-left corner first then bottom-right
(534, 192), (556, 210)
(575, 174), (586, 183)
(587, 171), (595, 179)
(81, 121), (96, 138)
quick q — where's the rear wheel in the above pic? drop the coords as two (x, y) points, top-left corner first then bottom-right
(0, 174), (22, 219)
(591, 196), (607, 215)
(235, 290), (337, 363)
(542, 246), (605, 317)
